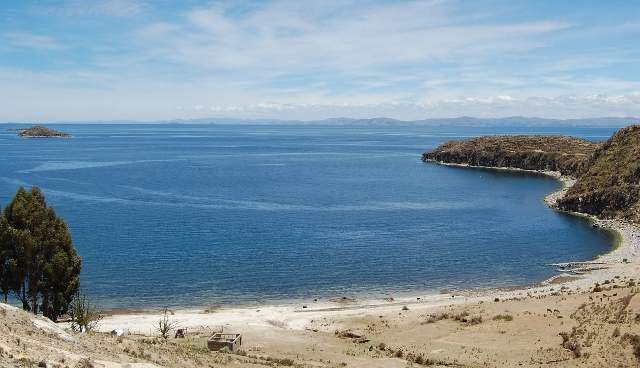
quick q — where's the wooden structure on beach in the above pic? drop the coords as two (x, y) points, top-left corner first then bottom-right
(207, 333), (242, 352)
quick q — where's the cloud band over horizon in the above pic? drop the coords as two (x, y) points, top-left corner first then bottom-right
(1, 0), (639, 122)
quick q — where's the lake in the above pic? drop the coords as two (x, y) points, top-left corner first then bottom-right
(0, 124), (618, 308)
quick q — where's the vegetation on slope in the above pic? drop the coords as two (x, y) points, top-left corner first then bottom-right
(557, 125), (640, 222)
(0, 187), (81, 321)
(18, 125), (70, 137)
(0, 302), (272, 368)
(423, 124), (640, 224)
(422, 135), (598, 177)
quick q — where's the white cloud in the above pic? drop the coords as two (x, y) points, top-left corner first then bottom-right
(1, 1), (639, 121)
(2, 32), (64, 50)
(1, 63), (637, 122)
(133, 1), (568, 73)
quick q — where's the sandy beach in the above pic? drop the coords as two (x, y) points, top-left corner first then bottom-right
(85, 164), (640, 367)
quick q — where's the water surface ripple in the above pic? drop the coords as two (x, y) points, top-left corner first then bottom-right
(0, 124), (617, 308)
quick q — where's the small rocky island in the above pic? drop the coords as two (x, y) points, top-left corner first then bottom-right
(423, 125), (640, 224)
(17, 125), (70, 138)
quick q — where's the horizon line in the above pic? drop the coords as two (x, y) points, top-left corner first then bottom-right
(2, 115), (640, 125)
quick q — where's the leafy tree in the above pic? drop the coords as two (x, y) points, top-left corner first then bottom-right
(0, 186), (82, 321)
(41, 210), (81, 320)
(0, 217), (13, 302)
(3, 187), (43, 312)
(0, 217), (26, 303)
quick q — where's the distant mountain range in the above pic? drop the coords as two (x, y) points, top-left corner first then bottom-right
(147, 116), (640, 127)
(5, 116), (639, 127)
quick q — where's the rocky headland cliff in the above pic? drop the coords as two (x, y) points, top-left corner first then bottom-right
(423, 125), (640, 224)
(423, 135), (598, 177)
(556, 126), (640, 223)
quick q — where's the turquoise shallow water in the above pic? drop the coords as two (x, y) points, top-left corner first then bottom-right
(0, 124), (618, 308)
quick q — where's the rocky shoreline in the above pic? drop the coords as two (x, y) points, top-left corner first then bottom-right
(424, 159), (639, 282)
(422, 135), (598, 177)
(424, 126), (640, 224)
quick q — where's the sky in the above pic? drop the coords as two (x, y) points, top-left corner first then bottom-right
(0, 0), (639, 122)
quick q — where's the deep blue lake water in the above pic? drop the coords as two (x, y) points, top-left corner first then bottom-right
(0, 124), (618, 308)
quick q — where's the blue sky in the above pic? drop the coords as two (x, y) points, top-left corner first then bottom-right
(1, 0), (639, 122)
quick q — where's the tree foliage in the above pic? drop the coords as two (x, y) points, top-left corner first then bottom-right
(0, 186), (82, 321)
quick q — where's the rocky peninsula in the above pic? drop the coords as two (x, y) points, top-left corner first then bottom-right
(423, 125), (640, 225)
(423, 135), (598, 177)
(17, 125), (70, 138)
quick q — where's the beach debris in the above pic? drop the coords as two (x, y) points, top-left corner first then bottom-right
(208, 333), (242, 352)
(551, 261), (610, 274)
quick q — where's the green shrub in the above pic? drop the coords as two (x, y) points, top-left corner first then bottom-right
(492, 314), (513, 322)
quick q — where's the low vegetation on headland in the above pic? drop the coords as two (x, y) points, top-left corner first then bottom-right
(17, 125), (70, 138)
(423, 125), (640, 224)
(557, 126), (640, 223)
(423, 135), (598, 176)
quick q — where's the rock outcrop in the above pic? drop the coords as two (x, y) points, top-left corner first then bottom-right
(422, 135), (598, 177)
(423, 125), (640, 224)
(556, 125), (640, 222)
(17, 125), (70, 138)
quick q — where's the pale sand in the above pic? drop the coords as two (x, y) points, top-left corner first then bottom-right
(98, 162), (640, 338)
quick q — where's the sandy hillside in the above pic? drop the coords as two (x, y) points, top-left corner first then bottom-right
(4, 273), (640, 367)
